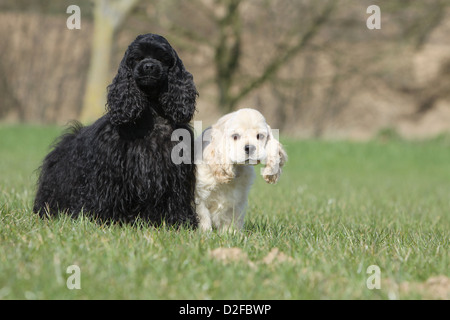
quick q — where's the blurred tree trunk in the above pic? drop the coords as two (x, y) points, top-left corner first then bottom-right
(81, 0), (139, 123)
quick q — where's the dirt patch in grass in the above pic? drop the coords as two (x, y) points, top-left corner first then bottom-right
(261, 248), (295, 265)
(385, 275), (450, 300)
(209, 247), (251, 264)
(209, 247), (295, 268)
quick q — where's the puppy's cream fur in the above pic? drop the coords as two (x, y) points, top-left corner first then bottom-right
(195, 108), (287, 231)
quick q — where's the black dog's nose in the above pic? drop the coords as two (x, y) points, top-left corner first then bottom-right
(244, 145), (256, 154)
(143, 62), (155, 71)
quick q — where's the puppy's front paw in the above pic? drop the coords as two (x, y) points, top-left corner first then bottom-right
(263, 173), (280, 184)
(262, 165), (281, 184)
(199, 219), (213, 232)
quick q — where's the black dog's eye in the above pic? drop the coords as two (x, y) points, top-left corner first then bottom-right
(159, 55), (173, 67)
(232, 134), (240, 141)
(257, 134), (265, 140)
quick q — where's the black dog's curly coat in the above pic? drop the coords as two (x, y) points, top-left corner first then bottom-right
(33, 34), (198, 227)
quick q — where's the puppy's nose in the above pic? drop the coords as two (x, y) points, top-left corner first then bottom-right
(244, 145), (256, 155)
(143, 62), (155, 71)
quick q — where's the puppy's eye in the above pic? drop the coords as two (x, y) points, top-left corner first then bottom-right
(257, 134), (265, 140)
(231, 134), (240, 141)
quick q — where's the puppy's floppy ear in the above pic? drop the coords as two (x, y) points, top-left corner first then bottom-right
(106, 50), (147, 126)
(159, 55), (198, 124)
(202, 121), (235, 184)
(262, 124), (287, 184)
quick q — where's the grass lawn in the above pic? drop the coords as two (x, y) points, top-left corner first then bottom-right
(0, 124), (448, 299)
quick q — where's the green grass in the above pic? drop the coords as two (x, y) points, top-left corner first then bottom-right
(0, 125), (448, 299)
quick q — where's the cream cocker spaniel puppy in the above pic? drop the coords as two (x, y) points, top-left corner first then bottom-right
(195, 108), (287, 231)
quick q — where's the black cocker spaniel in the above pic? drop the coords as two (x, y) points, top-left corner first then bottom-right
(33, 33), (198, 227)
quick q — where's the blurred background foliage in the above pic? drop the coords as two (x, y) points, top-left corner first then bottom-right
(0, 0), (449, 139)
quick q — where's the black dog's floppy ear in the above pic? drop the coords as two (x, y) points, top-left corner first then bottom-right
(106, 51), (147, 126)
(159, 56), (198, 124)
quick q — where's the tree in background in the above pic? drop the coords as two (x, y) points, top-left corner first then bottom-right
(0, 0), (449, 138)
(81, 0), (139, 123)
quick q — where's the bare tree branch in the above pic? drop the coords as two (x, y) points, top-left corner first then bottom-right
(228, 1), (336, 109)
